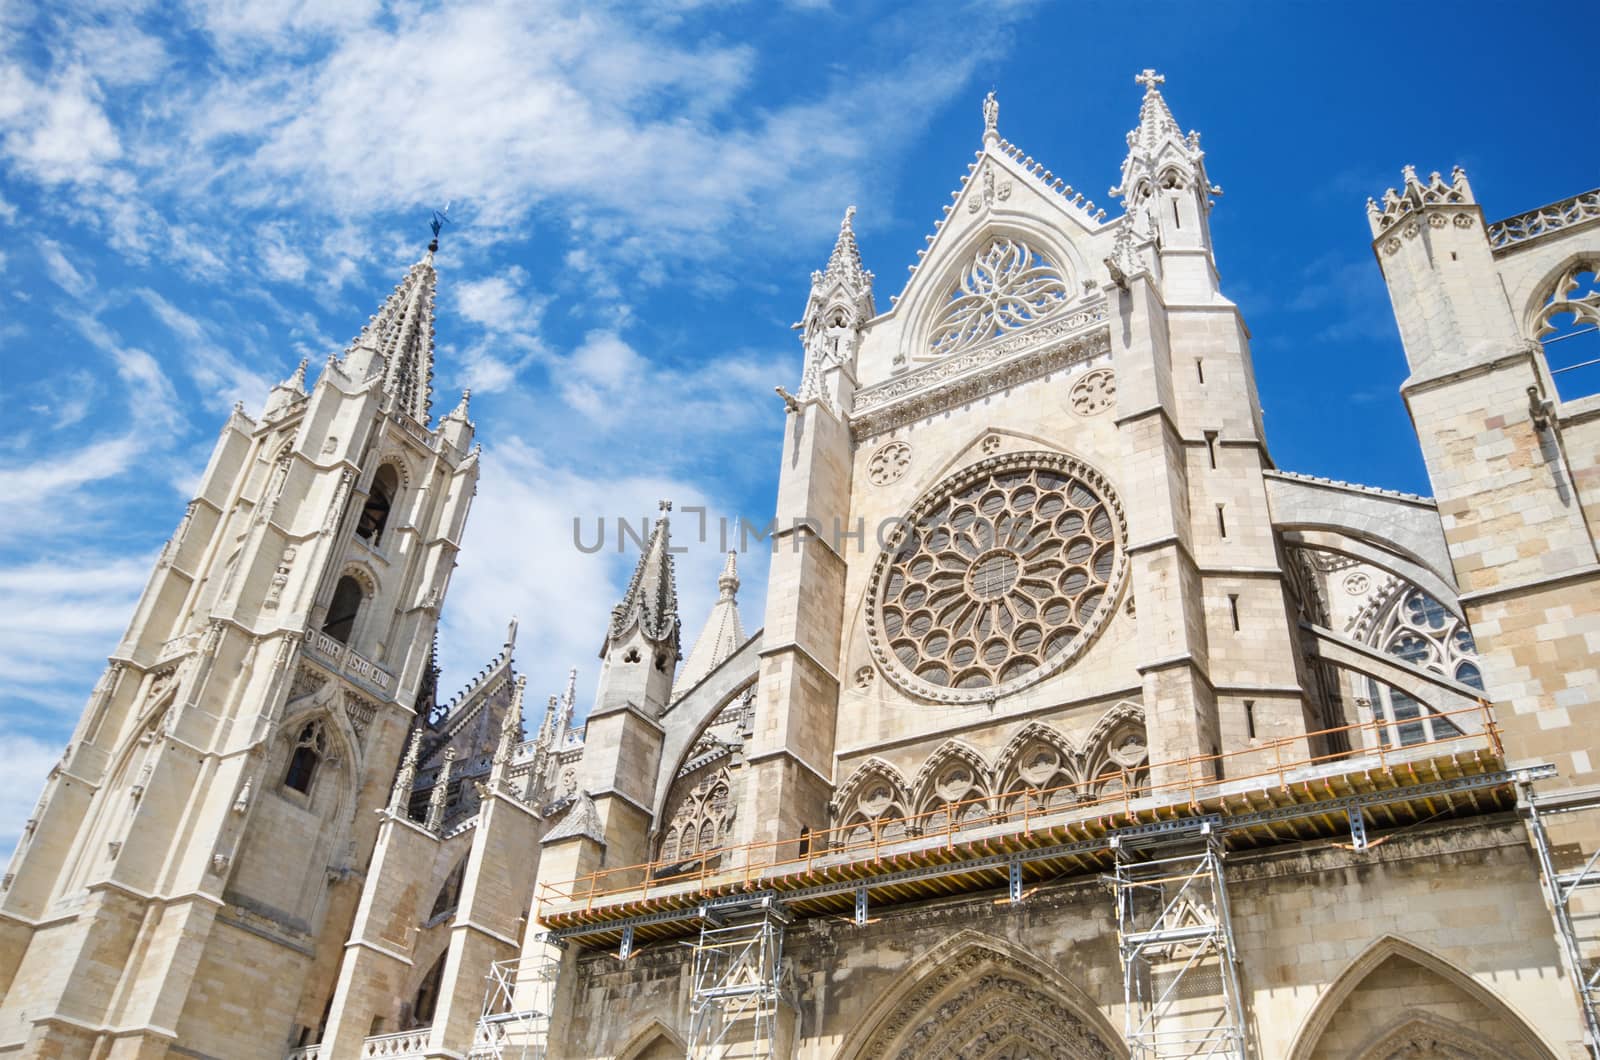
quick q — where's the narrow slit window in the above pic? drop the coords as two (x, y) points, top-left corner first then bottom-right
(1196, 359), (1205, 384)
(1205, 430), (1219, 469)
(1216, 504), (1228, 539)
(1228, 593), (1241, 632)
(1244, 699), (1256, 739)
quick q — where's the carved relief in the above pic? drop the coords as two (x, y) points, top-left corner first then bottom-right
(1068, 367), (1115, 416)
(263, 545), (296, 611)
(342, 691), (378, 743)
(867, 441), (913, 486)
(856, 320), (1109, 440)
(857, 946), (1115, 1060)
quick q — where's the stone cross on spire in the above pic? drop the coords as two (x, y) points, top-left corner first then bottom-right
(1135, 68), (1165, 90)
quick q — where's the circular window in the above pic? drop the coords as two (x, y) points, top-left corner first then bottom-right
(866, 451), (1127, 703)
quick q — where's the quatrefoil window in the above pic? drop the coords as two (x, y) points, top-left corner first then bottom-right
(927, 238), (1071, 358)
(866, 452), (1126, 703)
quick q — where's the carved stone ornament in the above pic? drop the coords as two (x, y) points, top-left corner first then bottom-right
(865, 450), (1127, 704)
(980, 435), (1002, 455)
(927, 238), (1071, 359)
(853, 312), (1109, 439)
(341, 691), (378, 742)
(1343, 571), (1372, 596)
(1068, 367), (1115, 416)
(853, 666), (875, 690)
(867, 441), (913, 486)
(858, 947), (1116, 1060)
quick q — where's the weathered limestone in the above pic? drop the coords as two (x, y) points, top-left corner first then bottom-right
(5, 73), (1600, 1060)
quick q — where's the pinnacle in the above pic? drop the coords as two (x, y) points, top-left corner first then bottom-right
(820, 204), (871, 292)
(608, 505), (681, 655)
(674, 550), (746, 698)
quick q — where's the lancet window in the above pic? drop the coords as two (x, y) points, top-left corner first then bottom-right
(284, 720), (327, 795)
(657, 768), (736, 870)
(1366, 588), (1482, 747)
(357, 464), (400, 546)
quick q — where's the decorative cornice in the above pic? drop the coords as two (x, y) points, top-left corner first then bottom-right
(852, 309), (1109, 439)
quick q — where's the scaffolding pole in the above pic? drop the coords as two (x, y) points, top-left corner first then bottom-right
(1523, 784), (1600, 1057)
(1110, 820), (1248, 1060)
(686, 896), (791, 1060)
(470, 950), (561, 1060)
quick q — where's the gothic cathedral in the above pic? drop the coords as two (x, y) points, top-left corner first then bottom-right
(3, 72), (1599, 1060)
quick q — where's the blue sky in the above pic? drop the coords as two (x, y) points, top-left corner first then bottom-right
(1, 0), (1594, 847)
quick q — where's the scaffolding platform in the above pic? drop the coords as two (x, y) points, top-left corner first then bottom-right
(469, 953), (561, 1060)
(1109, 820), (1247, 1059)
(686, 896), (792, 1059)
(536, 707), (1547, 953)
(1524, 783), (1600, 1054)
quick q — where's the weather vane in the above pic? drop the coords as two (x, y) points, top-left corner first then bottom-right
(429, 201), (452, 252)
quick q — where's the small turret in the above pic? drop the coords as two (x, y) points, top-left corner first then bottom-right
(796, 206), (874, 411)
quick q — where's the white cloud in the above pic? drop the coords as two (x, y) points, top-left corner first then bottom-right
(438, 436), (767, 720)
(0, 63), (122, 184)
(38, 239), (92, 298)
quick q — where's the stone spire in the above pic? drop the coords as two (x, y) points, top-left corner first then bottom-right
(344, 251), (438, 424)
(673, 551), (746, 698)
(1111, 69), (1216, 208)
(607, 501), (681, 657)
(557, 667), (577, 738)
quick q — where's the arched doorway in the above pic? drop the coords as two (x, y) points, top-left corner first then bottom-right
(1288, 935), (1556, 1060)
(841, 933), (1122, 1060)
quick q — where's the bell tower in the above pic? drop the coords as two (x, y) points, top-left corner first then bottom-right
(0, 241), (481, 1060)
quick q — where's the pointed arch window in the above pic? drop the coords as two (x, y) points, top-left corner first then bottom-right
(358, 465), (400, 546)
(323, 575), (366, 645)
(284, 721), (328, 794)
(1533, 262), (1599, 399)
(1366, 588), (1482, 747)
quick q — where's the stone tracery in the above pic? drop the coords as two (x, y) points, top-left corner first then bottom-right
(866, 452), (1127, 703)
(927, 238), (1072, 358)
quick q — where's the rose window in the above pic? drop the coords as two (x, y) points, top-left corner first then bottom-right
(867, 452), (1127, 702)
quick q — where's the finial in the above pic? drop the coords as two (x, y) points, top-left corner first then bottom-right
(1135, 69), (1165, 91)
(842, 205), (856, 231)
(718, 550), (739, 599)
(505, 615), (518, 647)
(658, 499), (672, 513)
(982, 91), (999, 139)
(428, 203), (451, 254)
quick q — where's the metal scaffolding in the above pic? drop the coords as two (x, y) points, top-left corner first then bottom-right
(1523, 784), (1600, 1056)
(1110, 819), (1248, 1060)
(470, 951), (561, 1060)
(687, 896), (791, 1060)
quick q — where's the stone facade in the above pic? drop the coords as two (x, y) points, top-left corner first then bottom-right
(2, 72), (1599, 1060)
